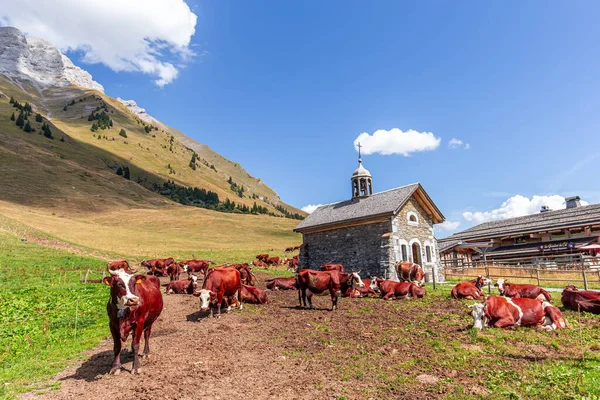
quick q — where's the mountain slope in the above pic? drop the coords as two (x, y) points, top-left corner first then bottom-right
(0, 26), (304, 218)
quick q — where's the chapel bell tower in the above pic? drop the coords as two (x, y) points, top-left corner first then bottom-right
(351, 142), (373, 198)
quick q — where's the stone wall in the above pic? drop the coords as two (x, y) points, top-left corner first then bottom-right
(299, 220), (393, 278)
(391, 198), (444, 282)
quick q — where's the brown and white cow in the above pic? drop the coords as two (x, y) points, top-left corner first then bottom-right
(345, 278), (378, 298)
(231, 264), (256, 286)
(297, 269), (364, 310)
(103, 269), (164, 374)
(321, 263), (344, 272)
(165, 275), (198, 294)
(375, 278), (426, 300)
(266, 256), (281, 266)
(252, 260), (267, 268)
(181, 259), (212, 278)
(451, 275), (491, 300)
(561, 285), (600, 314)
(469, 295), (567, 331)
(166, 262), (183, 281)
(256, 254), (270, 263)
(395, 262), (425, 286)
(265, 277), (298, 291)
(194, 268), (243, 317)
(141, 258), (174, 277)
(495, 278), (552, 301)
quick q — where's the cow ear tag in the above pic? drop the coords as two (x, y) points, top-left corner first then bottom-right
(136, 279), (142, 284)
(103, 277), (112, 286)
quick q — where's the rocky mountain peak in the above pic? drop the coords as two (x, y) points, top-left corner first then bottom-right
(0, 26), (104, 93)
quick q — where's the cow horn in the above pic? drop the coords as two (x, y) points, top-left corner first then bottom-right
(108, 268), (119, 276)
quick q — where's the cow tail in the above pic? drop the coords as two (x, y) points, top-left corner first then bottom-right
(541, 289), (552, 302)
(451, 287), (458, 299)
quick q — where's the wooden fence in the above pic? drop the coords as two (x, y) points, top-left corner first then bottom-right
(445, 265), (600, 291)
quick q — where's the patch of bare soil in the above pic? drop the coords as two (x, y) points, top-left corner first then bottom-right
(25, 272), (572, 400)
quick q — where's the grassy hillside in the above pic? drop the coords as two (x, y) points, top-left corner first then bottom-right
(0, 75), (304, 256)
(0, 75), (304, 217)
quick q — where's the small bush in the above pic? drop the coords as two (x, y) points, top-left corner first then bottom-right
(119, 129), (127, 138)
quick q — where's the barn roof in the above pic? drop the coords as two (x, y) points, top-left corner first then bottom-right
(446, 203), (600, 241)
(294, 183), (444, 233)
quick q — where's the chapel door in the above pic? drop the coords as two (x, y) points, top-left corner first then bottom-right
(412, 243), (422, 266)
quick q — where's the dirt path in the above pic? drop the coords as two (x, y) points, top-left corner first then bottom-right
(34, 275), (331, 400)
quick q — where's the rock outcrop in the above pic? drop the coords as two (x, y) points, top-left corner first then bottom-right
(0, 26), (104, 93)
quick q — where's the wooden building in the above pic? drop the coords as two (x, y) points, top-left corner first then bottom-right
(438, 197), (600, 267)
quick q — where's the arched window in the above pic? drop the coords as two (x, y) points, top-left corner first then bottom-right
(407, 212), (419, 226)
(425, 246), (432, 263)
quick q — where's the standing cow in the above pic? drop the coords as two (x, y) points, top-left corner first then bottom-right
(395, 262), (425, 286)
(297, 269), (364, 311)
(194, 268), (243, 317)
(181, 259), (212, 278)
(103, 269), (164, 374)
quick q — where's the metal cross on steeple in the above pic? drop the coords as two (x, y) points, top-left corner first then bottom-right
(357, 142), (362, 161)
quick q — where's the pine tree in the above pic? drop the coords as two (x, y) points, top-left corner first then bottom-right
(16, 112), (25, 128)
(23, 121), (32, 133)
(123, 166), (130, 180)
(189, 153), (197, 170)
(43, 124), (53, 139)
(10, 113), (15, 121)
(116, 166), (123, 176)
(119, 129), (127, 138)
(63, 106), (68, 111)
(9, 96), (14, 104)
(35, 113), (43, 122)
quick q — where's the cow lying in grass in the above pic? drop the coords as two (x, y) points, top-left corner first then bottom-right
(375, 278), (426, 300)
(561, 285), (600, 314)
(265, 277), (297, 291)
(469, 295), (568, 331)
(495, 278), (552, 301)
(165, 276), (198, 294)
(451, 275), (490, 300)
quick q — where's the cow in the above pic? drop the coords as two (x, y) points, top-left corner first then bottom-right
(181, 259), (212, 278)
(165, 276), (198, 294)
(286, 257), (299, 272)
(240, 284), (269, 304)
(266, 256), (281, 266)
(265, 277), (298, 291)
(451, 276), (490, 300)
(256, 254), (270, 263)
(166, 262), (183, 281)
(469, 295), (567, 331)
(561, 285), (600, 314)
(284, 246), (296, 252)
(194, 268), (243, 317)
(232, 265), (256, 286)
(395, 262), (425, 286)
(103, 269), (164, 375)
(107, 260), (134, 273)
(252, 260), (267, 268)
(297, 269), (364, 311)
(141, 258), (174, 277)
(321, 263), (344, 272)
(375, 278), (426, 300)
(346, 278), (378, 298)
(495, 278), (552, 301)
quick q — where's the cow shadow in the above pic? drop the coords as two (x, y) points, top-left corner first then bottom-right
(58, 350), (126, 382)
(186, 310), (212, 321)
(279, 305), (333, 311)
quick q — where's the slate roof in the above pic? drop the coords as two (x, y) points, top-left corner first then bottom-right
(437, 238), (461, 253)
(294, 183), (442, 232)
(448, 203), (600, 241)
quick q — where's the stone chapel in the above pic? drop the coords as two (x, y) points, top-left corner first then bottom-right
(294, 154), (446, 281)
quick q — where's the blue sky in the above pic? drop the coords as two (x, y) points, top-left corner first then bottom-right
(4, 1), (600, 237)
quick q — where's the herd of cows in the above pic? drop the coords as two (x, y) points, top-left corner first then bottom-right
(99, 252), (600, 375)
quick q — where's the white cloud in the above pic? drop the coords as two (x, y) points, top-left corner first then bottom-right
(462, 195), (589, 225)
(301, 204), (323, 214)
(0, 0), (197, 86)
(448, 137), (470, 150)
(354, 128), (441, 156)
(436, 220), (461, 232)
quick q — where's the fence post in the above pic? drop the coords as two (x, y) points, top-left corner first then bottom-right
(486, 265), (491, 294)
(583, 270), (588, 290)
(536, 268), (541, 287)
(432, 266), (436, 290)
